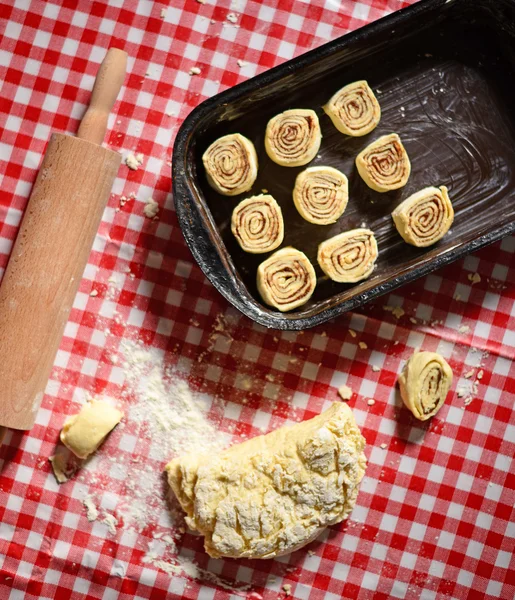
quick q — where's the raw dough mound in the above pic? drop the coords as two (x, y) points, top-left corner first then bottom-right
(166, 402), (367, 559)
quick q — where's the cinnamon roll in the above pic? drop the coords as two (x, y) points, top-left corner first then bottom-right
(356, 133), (410, 192)
(398, 352), (453, 421)
(265, 109), (321, 167)
(317, 229), (378, 283)
(293, 166), (348, 225)
(257, 247), (316, 311)
(392, 186), (454, 247)
(231, 194), (284, 254)
(203, 133), (258, 196)
(323, 80), (381, 137)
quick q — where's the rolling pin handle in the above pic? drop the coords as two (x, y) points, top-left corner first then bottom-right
(77, 48), (127, 146)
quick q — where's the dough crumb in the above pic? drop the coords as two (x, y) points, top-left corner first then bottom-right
(384, 305), (405, 319)
(160, 7), (166, 18)
(349, 329), (357, 338)
(409, 317), (417, 324)
(83, 495), (99, 522)
(456, 386), (467, 398)
(338, 385), (352, 401)
(464, 369), (475, 379)
(468, 273), (481, 285)
(143, 197), (159, 219)
(197, 0), (206, 3)
(380, 443), (387, 450)
(371, 365), (380, 372)
(458, 325), (470, 334)
(477, 369), (484, 380)
(283, 584), (292, 596)
(237, 59), (248, 67)
(359, 341), (368, 350)
(189, 66), (201, 75)
(49, 453), (72, 484)
(367, 399), (375, 406)
(454, 293), (462, 301)
(227, 12), (238, 23)
(125, 153), (144, 170)
(89, 289), (98, 297)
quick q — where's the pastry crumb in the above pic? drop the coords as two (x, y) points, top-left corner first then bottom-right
(226, 12), (238, 23)
(477, 369), (484, 380)
(143, 197), (159, 219)
(371, 365), (380, 372)
(338, 385), (352, 401)
(237, 59), (248, 67)
(160, 7), (166, 18)
(189, 66), (201, 75)
(380, 443), (387, 450)
(456, 387), (467, 398)
(468, 273), (481, 285)
(283, 584), (292, 596)
(384, 305), (405, 319)
(359, 341), (368, 350)
(367, 399), (375, 406)
(454, 293), (462, 301)
(197, 0), (206, 3)
(464, 369), (474, 379)
(349, 329), (357, 338)
(458, 325), (470, 334)
(125, 152), (144, 171)
(89, 289), (98, 297)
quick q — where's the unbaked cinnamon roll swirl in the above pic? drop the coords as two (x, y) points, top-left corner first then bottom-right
(231, 194), (284, 254)
(398, 352), (453, 421)
(323, 80), (381, 137)
(392, 186), (454, 247)
(257, 247), (316, 311)
(202, 133), (258, 196)
(356, 133), (411, 192)
(293, 166), (348, 225)
(265, 109), (321, 167)
(317, 228), (378, 283)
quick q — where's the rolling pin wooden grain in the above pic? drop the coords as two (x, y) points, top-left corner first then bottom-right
(0, 48), (127, 431)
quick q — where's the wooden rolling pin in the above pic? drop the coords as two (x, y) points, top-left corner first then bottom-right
(0, 48), (127, 434)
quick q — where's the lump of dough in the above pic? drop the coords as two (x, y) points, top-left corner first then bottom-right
(398, 352), (453, 420)
(60, 400), (123, 459)
(166, 402), (366, 559)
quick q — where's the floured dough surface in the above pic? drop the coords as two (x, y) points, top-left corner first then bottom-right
(60, 400), (123, 459)
(166, 402), (367, 559)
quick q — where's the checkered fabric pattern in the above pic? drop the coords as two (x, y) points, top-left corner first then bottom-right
(1, 1), (514, 599)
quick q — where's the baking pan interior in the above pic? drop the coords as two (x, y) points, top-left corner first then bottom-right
(177, 0), (515, 327)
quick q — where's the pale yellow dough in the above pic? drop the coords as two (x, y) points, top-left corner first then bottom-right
(392, 186), (454, 247)
(318, 228), (378, 283)
(323, 80), (381, 137)
(257, 247), (316, 312)
(293, 166), (348, 225)
(356, 133), (411, 192)
(398, 352), (453, 421)
(231, 194), (284, 253)
(166, 402), (366, 559)
(202, 133), (258, 196)
(60, 401), (123, 459)
(265, 109), (321, 167)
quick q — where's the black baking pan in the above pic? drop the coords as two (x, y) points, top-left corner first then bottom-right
(172, 0), (515, 330)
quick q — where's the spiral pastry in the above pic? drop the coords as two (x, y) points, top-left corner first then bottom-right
(265, 109), (322, 167)
(202, 133), (258, 196)
(356, 133), (411, 192)
(398, 352), (453, 421)
(231, 194), (284, 254)
(257, 247), (316, 311)
(323, 80), (381, 137)
(392, 186), (454, 247)
(293, 166), (349, 225)
(317, 228), (378, 283)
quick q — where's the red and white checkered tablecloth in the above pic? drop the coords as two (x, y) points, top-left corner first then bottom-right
(1, 1), (514, 599)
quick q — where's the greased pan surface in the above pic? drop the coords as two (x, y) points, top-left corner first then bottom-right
(173, 0), (515, 330)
